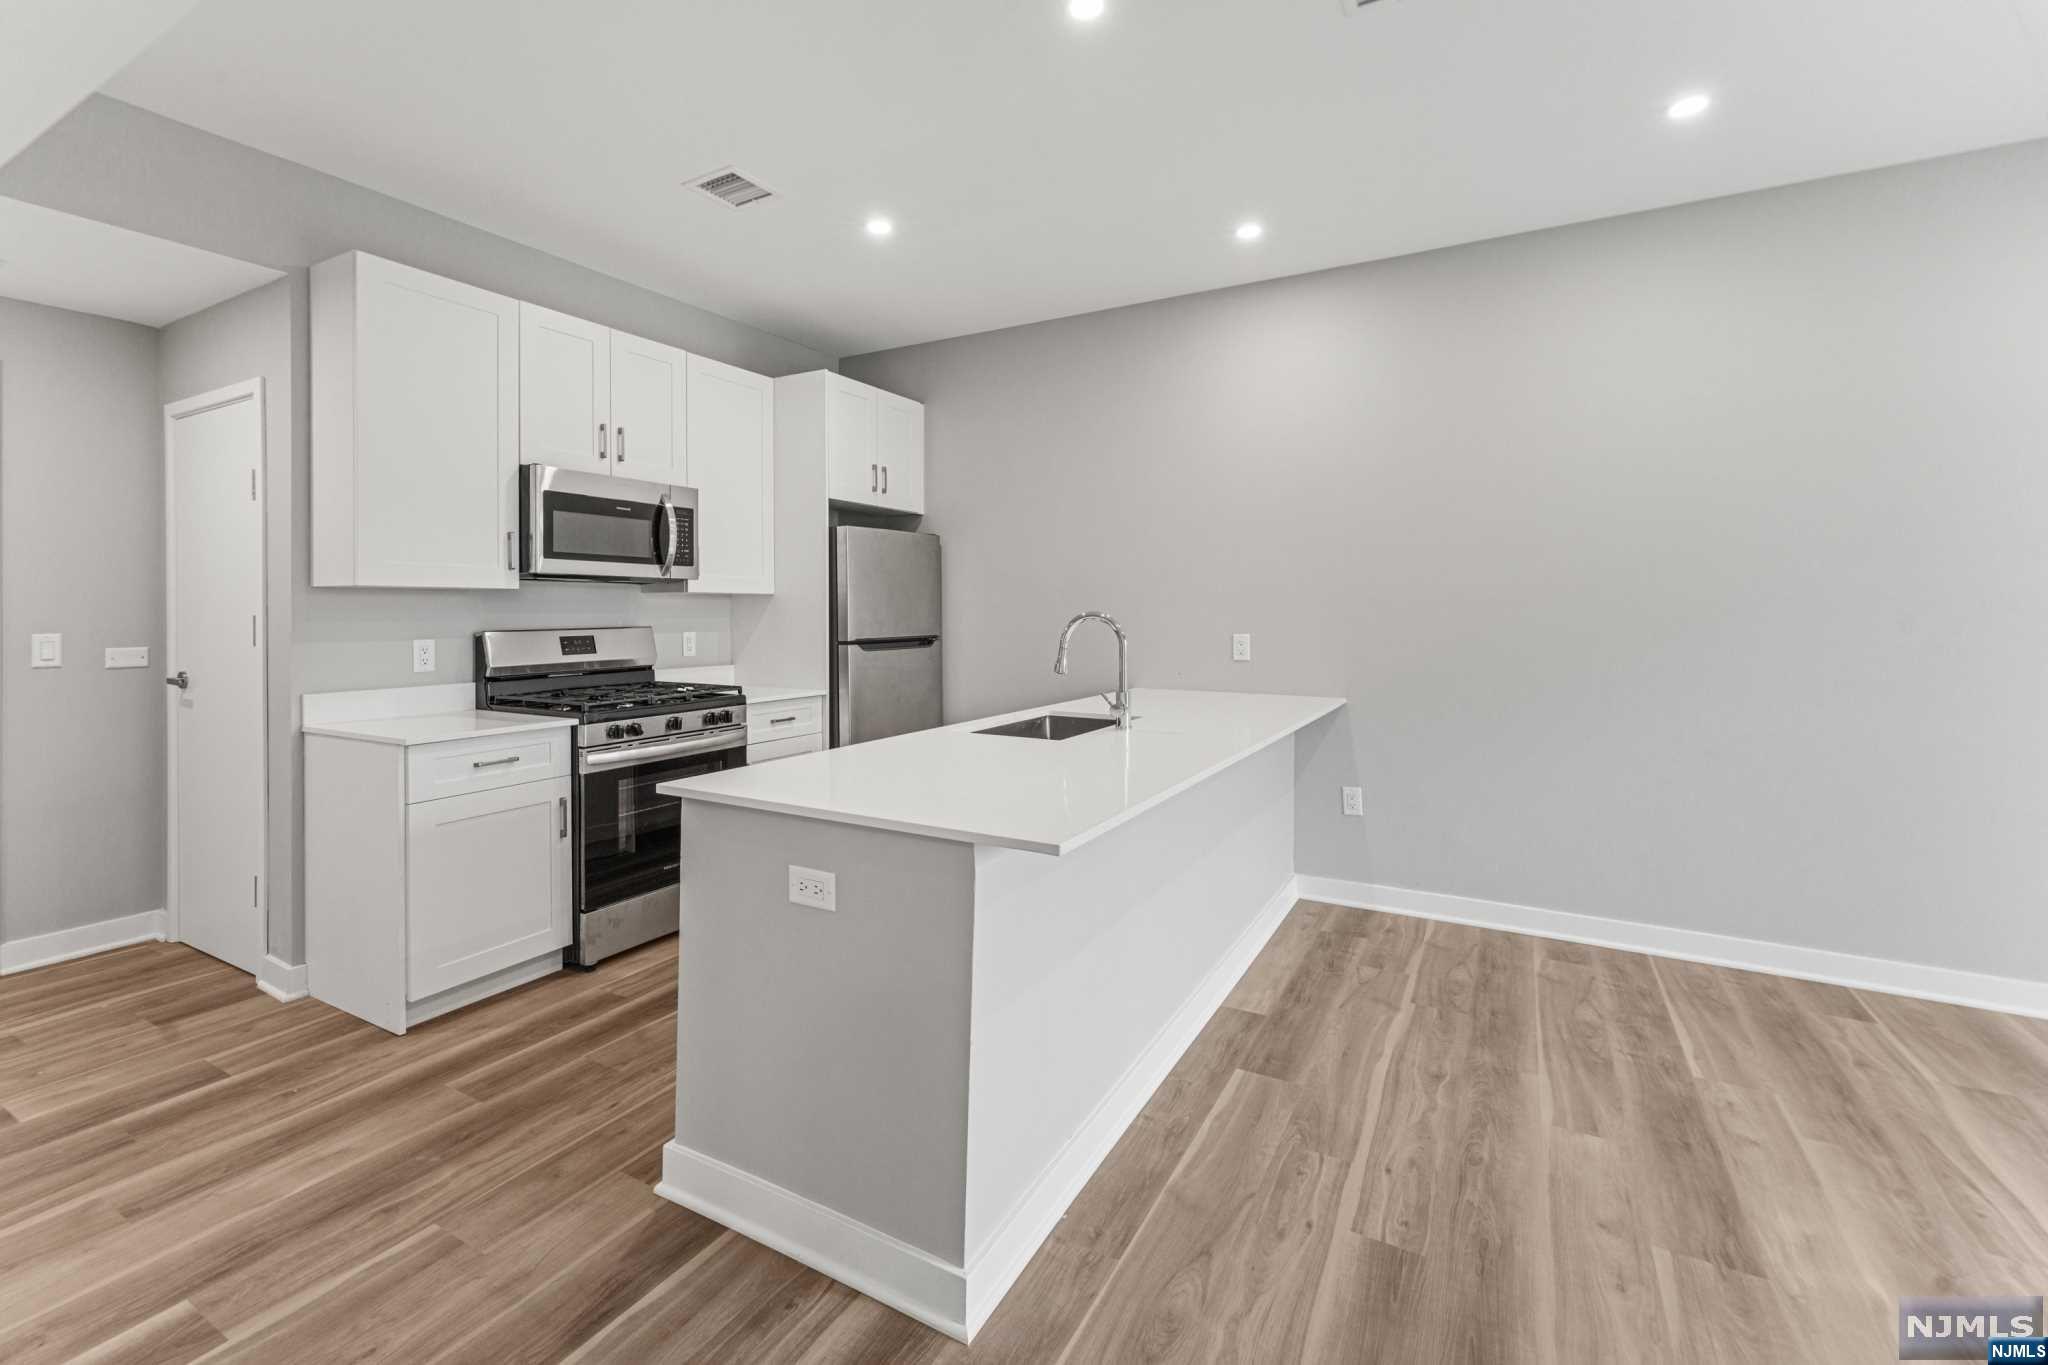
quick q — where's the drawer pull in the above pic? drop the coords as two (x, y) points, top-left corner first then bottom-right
(769, 715), (798, 725)
(472, 755), (522, 769)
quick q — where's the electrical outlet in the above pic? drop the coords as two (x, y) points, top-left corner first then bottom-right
(1231, 633), (1252, 662)
(1342, 786), (1364, 817)
(412, 639), (436, 673)
(788, 865), (836, 911)
(682, 631), (698, 658)
(30, 633), (61, 668)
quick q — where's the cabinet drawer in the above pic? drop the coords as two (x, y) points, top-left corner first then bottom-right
(406, 729), (570, 804)
(749, 731), (824, 764)
(747, 696), (822, 744)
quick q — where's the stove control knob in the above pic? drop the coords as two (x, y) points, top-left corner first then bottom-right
(605, 724), (625, 740)
(624, 722), (644, 738)
(716, 709), (734, 725)
(666, 715), (684, 732)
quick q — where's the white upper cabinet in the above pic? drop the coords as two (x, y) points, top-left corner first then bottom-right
(787, 371), (925, 514)
(687, 354), (775, 595)
(312, 252), (520, 589)
(876, 390), (926, 514)
(825, 375), (879, 503)
(519, 304), (612, 476)
(609, 330), (689, 486)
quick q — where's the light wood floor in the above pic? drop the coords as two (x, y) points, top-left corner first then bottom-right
(1, 904), (2044, 1362)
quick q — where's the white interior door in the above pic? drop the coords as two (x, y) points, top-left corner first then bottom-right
(166, 380), (266, 975)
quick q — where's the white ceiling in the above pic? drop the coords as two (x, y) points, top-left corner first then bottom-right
(0, 0), (200, 167)
(104, 0), (2048, 357)
(0, 196), (282, 327)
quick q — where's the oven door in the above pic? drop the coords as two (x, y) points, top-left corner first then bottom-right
(523, 464), (698, 582)
(575, 728), (745, 913)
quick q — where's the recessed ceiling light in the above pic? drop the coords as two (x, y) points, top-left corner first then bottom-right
(865, 217), (895, 238)
(1666, 92), (1713, 122)
(1234, 221), (1265, 243)
(1068, 0), (1106, 20)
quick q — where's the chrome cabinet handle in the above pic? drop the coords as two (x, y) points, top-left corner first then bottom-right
(616, 426), (625, 463)
(598, 423), (608, 460)
(871, 463), (878, 493)
(881, 465), (889, 495)
(506, 530), (515, 570)
(165, 671), (190, 690)
(472, 755), (521, 769)
(558, 796), (568, 838)
(769, 715), (797, 725)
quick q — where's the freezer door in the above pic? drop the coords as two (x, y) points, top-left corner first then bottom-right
(835, 527), (941, 643)
(835, 639), (943, 745)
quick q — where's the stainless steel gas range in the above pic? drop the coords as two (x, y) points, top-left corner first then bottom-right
(475, 626), (746, 967)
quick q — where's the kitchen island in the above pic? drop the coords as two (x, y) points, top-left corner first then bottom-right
(655, 687), (1343, 1341)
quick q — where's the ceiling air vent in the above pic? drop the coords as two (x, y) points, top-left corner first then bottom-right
(689, 167), (775, 208)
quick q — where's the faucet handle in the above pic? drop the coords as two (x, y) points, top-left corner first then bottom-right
(1100, 692), (1123, 712)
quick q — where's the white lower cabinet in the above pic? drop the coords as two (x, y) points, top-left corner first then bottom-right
(405, 778), (572, 999)
(746, 693), (825, 764)
(306, 723), (575, 1034)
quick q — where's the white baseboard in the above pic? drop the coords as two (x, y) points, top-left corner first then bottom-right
(1297, 876), (2048, 1021)
(0, 909), (168, 975)
(258, 954), (308, 1002)
(654, 875), (1302, 1343)
(658, 1141), (972, 1341)
(958, 873), (1300, 1337)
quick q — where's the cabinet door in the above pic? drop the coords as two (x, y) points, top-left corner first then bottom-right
(405, 776), (572, 1001)
(825, 374), (879, 504)
(519, 303), (612, 476)
(877, 391), (925, 513)
(352, 255), (520, 588)
(686, 354), (775, 594)
(610, 330), (688, 486)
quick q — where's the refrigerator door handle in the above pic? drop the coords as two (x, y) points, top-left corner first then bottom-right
(849, 636), (938, 650)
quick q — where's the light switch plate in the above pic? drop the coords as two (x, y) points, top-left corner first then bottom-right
(788, 865), (836, 911)
(412, 639), (435, 673)
(1231, 633), (1252, 662)
(1342, 786), (1364, 817)
(682, 631), (698, 658)
(30, 633), (61, 668)
(105, 646), (149, 669)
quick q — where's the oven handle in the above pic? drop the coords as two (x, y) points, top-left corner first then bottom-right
(580, 729), (745, 771)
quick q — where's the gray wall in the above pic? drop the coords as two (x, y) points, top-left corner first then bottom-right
(844, 137), (2048, 986)
(0, 298), (163, 941)
(5, 94), (839, 964)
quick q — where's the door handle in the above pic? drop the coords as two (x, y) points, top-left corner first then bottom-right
(616, 426), (625, 463)
(599, 423), (608, 460)
(558, 796), (568, 838)
(165, 671), (190, 690)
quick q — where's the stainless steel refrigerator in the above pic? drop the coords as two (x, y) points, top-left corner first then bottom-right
(832, 526), (942, 746)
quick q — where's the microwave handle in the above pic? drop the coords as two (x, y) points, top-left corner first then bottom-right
(657, 494), (679, 578)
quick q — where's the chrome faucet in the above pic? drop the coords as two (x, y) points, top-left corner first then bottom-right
(1054, 612), (1132, 728)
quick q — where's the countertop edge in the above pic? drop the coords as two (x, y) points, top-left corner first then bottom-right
(301, 713), (577, 747)
(663, 692), (1344, 855)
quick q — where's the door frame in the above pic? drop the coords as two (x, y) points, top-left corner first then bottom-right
(163, 377), (269, 966)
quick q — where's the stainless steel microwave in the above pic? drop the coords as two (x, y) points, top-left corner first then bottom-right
(521, 464), (697, 583)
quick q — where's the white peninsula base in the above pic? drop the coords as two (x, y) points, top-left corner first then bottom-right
(654, 690), (1340, 1340)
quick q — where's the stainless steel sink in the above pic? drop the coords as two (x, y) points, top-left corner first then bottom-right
(976, 713), (1120, 740)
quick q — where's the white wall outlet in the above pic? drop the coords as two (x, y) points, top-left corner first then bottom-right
(1231, 633), (1252, 662)
(105, 646), (149, 669)
(1342, 786), (1365, 817)
(682, 631), (698, 658)
(30, 633), (61, 668)
(788, 865), (837, 911)
(412, 639), (435, 673)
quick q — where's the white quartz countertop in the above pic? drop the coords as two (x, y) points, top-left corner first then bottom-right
(301, 711), (576, 747)
(743, 686), (826, 705)
(658, 688), (1343, 855)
